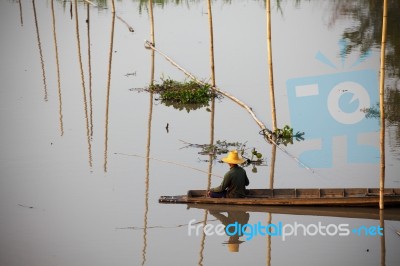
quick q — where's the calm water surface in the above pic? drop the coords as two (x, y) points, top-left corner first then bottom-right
(0, 0), (399, 265)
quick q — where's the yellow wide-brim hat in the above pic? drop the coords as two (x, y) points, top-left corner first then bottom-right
(227, 243), (239, 252)
(221, 150), (246, 164)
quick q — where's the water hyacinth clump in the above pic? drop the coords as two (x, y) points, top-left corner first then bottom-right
(149, 78), (217, 105)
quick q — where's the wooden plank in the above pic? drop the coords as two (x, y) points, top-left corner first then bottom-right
(164, 188), (400, 207)
(320, 188), (345, 198)
(295, 189), (320, 198)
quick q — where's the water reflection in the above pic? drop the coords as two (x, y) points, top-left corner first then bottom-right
(51, 0), (64, 136)
(74, 0), (93, 168)
(142, 1), (155, 264)
(103, 10), (116, 172)
(188, 203), (394, 264)
(86, 2), (94, 138)
(3, 0), (400, 265)
(209, 209), (250, 253)
(32, 0), (48, 101)
(18, 0), (23, 26)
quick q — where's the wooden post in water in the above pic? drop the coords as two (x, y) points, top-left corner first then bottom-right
(207, 0), (216, 88)
(110, 0), (115, 13)
(379, 0), (387, 210)
(266, 0), (277, 131)
(206, 0), (216, 190)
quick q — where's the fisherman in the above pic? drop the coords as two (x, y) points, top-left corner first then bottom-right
(207, 150), (250, 198)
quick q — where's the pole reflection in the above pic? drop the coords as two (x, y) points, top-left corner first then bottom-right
(18, 0), (23, 26)
(51, 0), (64, 136)
(75, 0), (93, 168)
(87, 2), (94, 138)
(142, 1), (155, 264)
(380, 210), (386, 266)
(199, 1), (217, 264)
(32, 0), (48, 102)
(103, 10), (116, 172)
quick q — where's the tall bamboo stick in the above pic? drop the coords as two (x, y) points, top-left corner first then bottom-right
(206, 0), (216, 189)
(207, 0), (216, 88)
(379, 0), (387, 210)
(266, 0), (277, 131)
(110, 0), (115, 13)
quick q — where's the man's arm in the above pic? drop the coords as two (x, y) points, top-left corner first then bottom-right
(210, 173), (231, 192)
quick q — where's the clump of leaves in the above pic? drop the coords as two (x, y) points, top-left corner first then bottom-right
(180, 140), (266, 173)
(149, 78), (217, 105)
(361, 103), (380, 119)
(272, 125), (305, 146)
(198, 140), (245, 156)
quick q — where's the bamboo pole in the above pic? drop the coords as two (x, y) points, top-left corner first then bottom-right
(51, 0), (64, 136)
(110, 0), (115, 13)
(207, 0), (216, 88)
(266, 0), (277, 131)
(149, 0), (155, 46)
(379, 0), (387, 210)
(206, 0), (216, 190)
(269, 145), (276, 189)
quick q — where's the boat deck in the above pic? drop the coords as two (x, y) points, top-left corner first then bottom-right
(159, 188), (400, 207)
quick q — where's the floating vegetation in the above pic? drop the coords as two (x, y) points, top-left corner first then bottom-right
(180, 140), (266, 173)
(361, 102), (380, 119)
(260, 125), (305, 146)
(273, 125), (305, 146)
(148, 78), (220, 112)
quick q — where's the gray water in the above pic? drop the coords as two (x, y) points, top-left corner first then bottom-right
(1, 0), (399, 265)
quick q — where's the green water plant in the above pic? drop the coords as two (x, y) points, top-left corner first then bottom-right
(180, 140), (266, 173)
(272, 125), (305, 146)
(149, 78), (218, 106)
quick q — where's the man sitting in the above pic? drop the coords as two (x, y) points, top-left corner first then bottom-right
(207, 150), (249, 198)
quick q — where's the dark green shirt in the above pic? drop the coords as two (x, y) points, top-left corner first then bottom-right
(210, 165), (249, 198)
